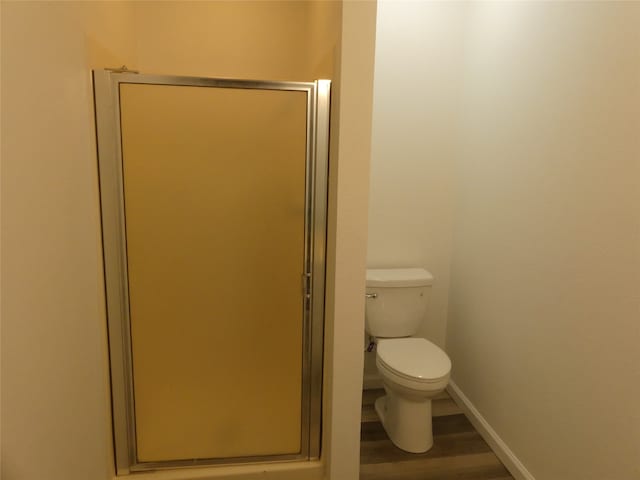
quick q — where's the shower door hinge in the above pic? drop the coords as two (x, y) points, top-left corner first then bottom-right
(105, 65), (140, 74)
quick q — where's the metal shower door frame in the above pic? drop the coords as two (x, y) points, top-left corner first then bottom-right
(93, 70), (330, 474)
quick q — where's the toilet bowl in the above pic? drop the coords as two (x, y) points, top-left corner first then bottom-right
(365, 268), (452, 453)
(374, 337), (451, 453)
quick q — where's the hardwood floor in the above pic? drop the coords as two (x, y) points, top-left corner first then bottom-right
(360, 389), (514, 480)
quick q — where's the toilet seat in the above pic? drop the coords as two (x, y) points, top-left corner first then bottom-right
(377, 338), (451, 384)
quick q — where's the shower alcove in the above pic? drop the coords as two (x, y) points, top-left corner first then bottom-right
(94, 69), (330, 473)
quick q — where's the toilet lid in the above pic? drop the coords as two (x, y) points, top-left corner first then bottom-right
(377, 338), (451, 382)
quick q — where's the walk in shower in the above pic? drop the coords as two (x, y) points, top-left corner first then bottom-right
(93, 70), (330, 473)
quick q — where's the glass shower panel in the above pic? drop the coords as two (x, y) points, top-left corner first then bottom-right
(118, 83), (307, 462)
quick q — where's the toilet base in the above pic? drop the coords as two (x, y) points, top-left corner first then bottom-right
(374, 393), (434, 453)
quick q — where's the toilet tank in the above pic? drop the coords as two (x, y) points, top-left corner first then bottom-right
(365, 268), (434, 338)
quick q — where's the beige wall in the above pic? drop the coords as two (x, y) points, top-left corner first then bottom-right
(1, 3), (136, 479)
(447, 2), (640, 479)
(130, 1), (335, 81)
(0, 0), (4, 470)
(365, 2), (467, 384)
(1, 1), (375, 480)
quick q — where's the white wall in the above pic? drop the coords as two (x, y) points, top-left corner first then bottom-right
(447, 2), (640, 479)
(370, 2), (639, 478)
(323, 2), (377, 478)
(365, 1), (466, 382)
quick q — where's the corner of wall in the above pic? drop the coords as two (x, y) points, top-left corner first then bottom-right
(322, 1), (377, 479)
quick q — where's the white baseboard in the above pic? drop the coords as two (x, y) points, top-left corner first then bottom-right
(447, 380), (536, 480)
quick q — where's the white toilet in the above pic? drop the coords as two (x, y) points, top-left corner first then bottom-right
(365, 268), (452, 453)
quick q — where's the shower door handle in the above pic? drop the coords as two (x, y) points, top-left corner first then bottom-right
(302, 272), (312, 298)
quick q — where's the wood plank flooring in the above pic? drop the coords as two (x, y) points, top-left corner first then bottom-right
(360, 389), (514, 480)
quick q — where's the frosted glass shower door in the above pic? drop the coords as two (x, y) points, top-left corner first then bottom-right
(119, 83), (306, 462)
(94, 71), (329, 472)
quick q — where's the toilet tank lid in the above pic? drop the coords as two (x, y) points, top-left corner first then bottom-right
(366, 268), (434, 287)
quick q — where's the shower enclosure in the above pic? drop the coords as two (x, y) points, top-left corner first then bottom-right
(93, 70), (330, 473)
